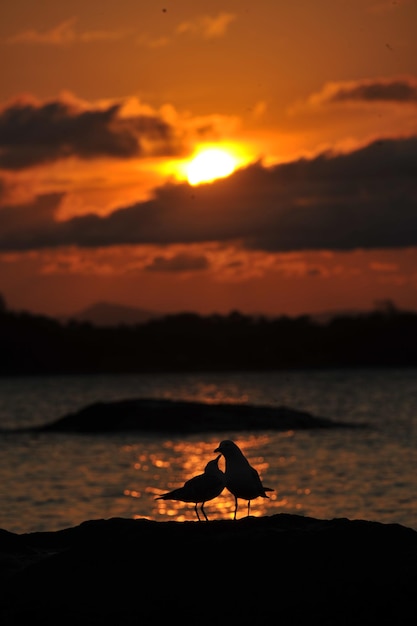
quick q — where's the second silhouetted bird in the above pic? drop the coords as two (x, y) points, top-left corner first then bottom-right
(214, 439), (273, 519)
(156, 454), (225, 521)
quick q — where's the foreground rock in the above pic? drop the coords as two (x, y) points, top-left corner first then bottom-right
(1, 514), (416, 625)
(9, 397), (363, 434)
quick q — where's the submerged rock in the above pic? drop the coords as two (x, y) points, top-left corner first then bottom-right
(0, 514), (416, 625)
(24, 397), (362, 433)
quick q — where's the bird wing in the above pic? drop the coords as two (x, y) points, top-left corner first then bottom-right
(250, 466), (274, 496)
(185, 472), (225, 501)
(224, 465), (272, 499)
(155, 487), (188, 501)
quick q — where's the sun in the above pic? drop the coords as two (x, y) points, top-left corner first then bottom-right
(186, 147), (238, 185)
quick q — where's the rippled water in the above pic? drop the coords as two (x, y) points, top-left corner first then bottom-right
(1, 369), (416, 533)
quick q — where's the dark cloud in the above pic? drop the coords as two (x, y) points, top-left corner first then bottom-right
(1, 136), (416, 253)
(0, 99), (183, 169)
(325, 77), (417, 104)
(0, 193), (63, 246)
(145, 252), (209, 272)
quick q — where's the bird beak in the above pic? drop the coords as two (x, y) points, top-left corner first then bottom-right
(214, 446), (220, 453)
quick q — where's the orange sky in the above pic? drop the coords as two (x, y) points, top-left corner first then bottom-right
(1, 0), (417, 317)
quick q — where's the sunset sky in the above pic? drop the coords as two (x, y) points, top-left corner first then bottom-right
(1, 0), (417, 318)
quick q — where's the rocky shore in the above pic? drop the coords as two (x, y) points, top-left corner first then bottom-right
(1, 514), (416, 625)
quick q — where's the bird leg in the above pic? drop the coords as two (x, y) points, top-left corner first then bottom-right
(195, 503), (201, 521)
(201, 503), (209, 522)
(247, 500), (251, 517)
(233, 496), (238, 520)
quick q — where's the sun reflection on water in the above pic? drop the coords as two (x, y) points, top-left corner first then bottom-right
(67, 424), (416, 527)
(119, 431), (326, 523)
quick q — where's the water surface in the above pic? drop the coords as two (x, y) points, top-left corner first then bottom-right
(1, 368), (416, 533)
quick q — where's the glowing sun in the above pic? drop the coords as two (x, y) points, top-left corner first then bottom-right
(186, 147), (237, 185)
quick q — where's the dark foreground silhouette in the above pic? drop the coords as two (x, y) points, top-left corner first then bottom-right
(1, 515), (416, 625)
(5, 398), (363, 434)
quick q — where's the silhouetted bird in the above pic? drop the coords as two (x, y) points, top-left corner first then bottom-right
(155, 455), (225, 521)
(214, 439), (273, 519)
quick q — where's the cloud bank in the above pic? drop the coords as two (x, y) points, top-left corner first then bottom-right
(0, 97), (185, 169)
(308, 76), (417, 107)
(1, 136), (416, 253)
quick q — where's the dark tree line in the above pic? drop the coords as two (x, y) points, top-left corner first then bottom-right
(1, 306), (417, 375)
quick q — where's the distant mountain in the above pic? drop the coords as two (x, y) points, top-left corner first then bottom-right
(63, 302), (162, 327)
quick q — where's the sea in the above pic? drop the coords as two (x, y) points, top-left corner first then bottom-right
(1, 368), (416, 534)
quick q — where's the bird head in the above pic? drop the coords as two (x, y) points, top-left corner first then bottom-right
(205, 454), (222, 471)
(214, 440), (239, 456)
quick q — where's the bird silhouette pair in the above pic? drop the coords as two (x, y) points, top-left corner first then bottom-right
(156, 439), (273, 520)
